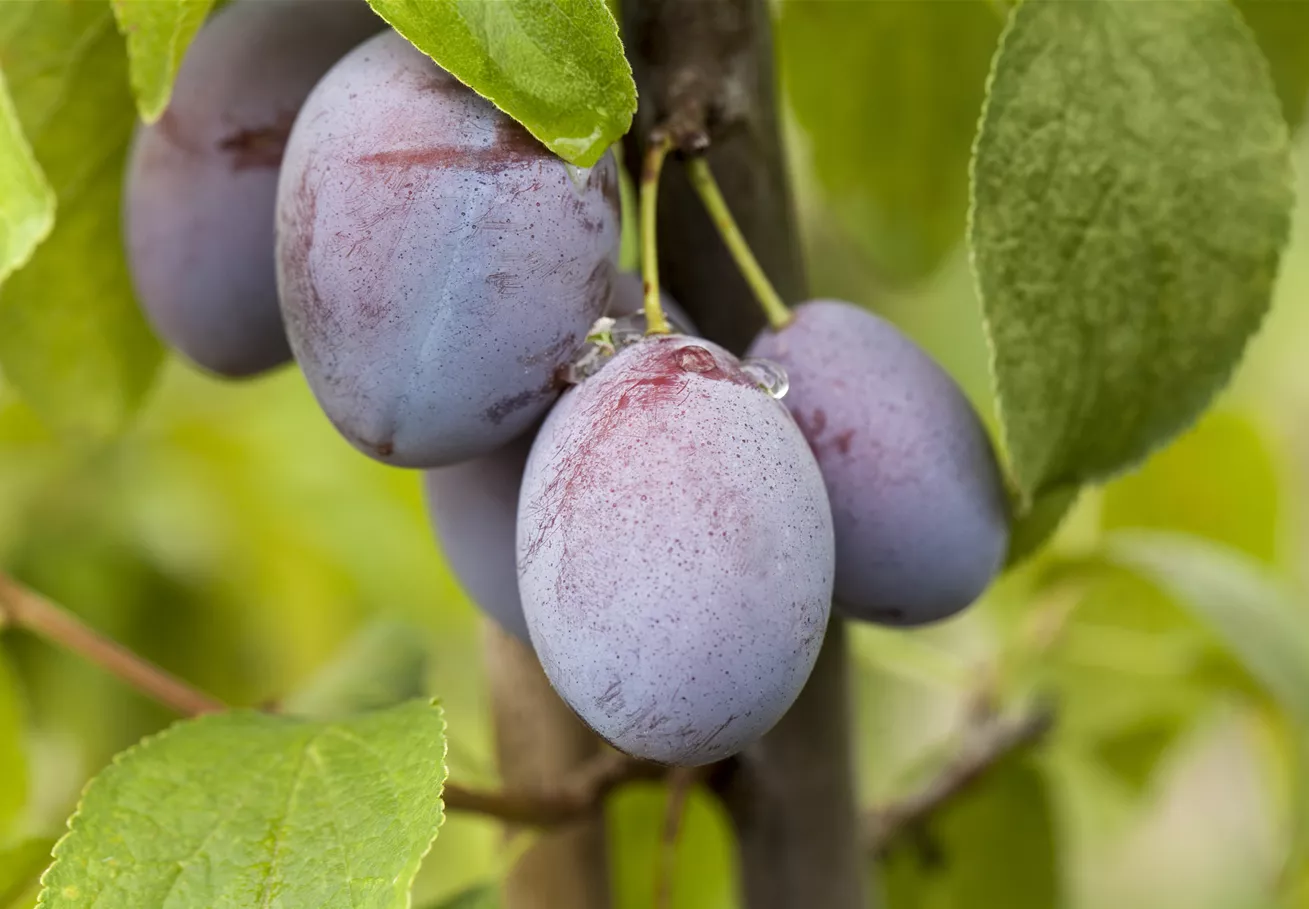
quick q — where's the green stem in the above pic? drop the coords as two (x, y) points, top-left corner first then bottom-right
(641, 135), (674, 335)
(685, 157), (792, 331)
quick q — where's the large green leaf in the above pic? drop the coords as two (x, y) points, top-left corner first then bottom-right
(0, 2), (163, 442)
(880, 758), (1059, 909)
(1104, 531), (1309, 724)
(110, 0), (215, 122)
(364, 0), (634, 167)
(38, 700), (447, 909)
(0, 72), (53, 289)
(0, 653), (25, 841)
(970, 0), (1294, 501)
(778, 0), (1001, 284)
(1235, 0), (1309, 131)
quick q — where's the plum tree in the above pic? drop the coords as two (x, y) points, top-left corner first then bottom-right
(423, 276), (692, 644)
(124, 0), (384, 378)
(516, 335), (834, 766)
(748, 300), (1009, 626)
(276, 30), (621, 468)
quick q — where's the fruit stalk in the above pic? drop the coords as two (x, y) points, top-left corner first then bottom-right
(641, 134), (675, 335)
(621, 1), (868, 906)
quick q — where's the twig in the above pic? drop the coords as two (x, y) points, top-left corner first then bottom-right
(655, 766), (701, 909)
(443, 750), (665, 827)
(0, 572), (225, 717)
(641, 133), (675, 335)
(863, 704), (1055, 856)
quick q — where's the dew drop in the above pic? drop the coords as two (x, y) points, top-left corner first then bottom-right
(741, 357), (789, 399)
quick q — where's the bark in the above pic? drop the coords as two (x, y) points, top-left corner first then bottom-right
(622, 2), (868, 907)
(484, 623), (611, 909)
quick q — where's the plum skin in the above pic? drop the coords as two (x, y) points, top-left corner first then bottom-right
(276, 30), (621, 468)
(421, 274), (689, 643)
(748, 299), (1010, 626)
(124, 0), (384, 378)
(517, 335), (834, 766)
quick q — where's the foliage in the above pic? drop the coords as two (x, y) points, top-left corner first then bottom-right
(2, 0), (1309, 907)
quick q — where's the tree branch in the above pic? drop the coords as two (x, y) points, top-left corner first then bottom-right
(0, 572), (225, 717)
(863, 703), (1056, 856)
(442, 748), (663, 827)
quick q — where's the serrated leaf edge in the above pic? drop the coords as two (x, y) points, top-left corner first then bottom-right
(35, 698), (448, 909)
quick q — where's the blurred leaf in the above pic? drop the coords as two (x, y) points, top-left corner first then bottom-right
(0, 652), (26, 840)
(282, 619), (431, 718)
(363, 0), (634, 167)
(880, 758), (1058, 909)
(420, 884), (499, 909)
(37, 700), (447, 909)
(0, 72), (53, 288)
(0, 2), (163, 442)
(778, 0), (1001, 284)
(970, 0), (1294, 501)
(608, 783), (736, 909)
(109, 0), (214, 122)
(1102, 409), (1280, 563)
(0, 838), (53, 908)
(1094, 717), (1187, 796)
(1105, 531), (1309, 724)
(1234, 0), (1309, 131)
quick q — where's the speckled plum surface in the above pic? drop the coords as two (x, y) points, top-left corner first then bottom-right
(275, 30), (621, 467)
(125, 0), (384, 378)
(517, 335), (834, 766)
(748, 300), (1009, 626)
(422, 431), (533, 643)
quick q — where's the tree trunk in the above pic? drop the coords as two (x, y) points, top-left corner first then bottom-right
(621, 2), (868, 908)
(484, 623), (610, 909)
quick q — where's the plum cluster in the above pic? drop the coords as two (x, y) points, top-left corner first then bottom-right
(124, 1), (1011, 767)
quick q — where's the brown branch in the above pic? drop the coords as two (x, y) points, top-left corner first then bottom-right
(0, 572), (225, 717)
(863, 704), (1056, 857)
(443, 748), (664, 827)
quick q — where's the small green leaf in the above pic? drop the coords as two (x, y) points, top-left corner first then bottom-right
(1105, 531), (1309, 724)
(1006, 484), (1078, 567)
(0, 2), (164, 442)
(881, 758), (1059, 909)
(38, 700), (448, 909)
(0, 839), (55, 908)
(778, 0), (1001, 284)
(1234, 0), (1309, 131)
(283, 620), (431, 718)
(363, 0), (635, 167)
(0, 72), (53, 288)
(109, 0), (214, 122)
(0, 652), (26, 841)
(970, 0), (1294, 500)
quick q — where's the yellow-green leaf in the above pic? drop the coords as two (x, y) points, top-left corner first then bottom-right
(110, 0), (215, 122)
(0, 73), (53, 289)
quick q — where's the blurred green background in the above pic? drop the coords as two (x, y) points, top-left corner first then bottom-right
(3, 3), (1309, 908)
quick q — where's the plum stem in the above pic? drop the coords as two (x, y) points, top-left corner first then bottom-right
(641, 133), (675, 335)
(686, 156), (792, 331)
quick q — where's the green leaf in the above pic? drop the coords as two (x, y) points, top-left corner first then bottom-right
(1102, 409), (1280, 563)
(0, 652), (26, 841)
(0, 2), (164, 442)
(283, 620), (431, 718)
(1234, 0), (1309, 132)
(970, 0), (1294, 501)
(880, 758), (1059, 909)
(363, 0), (634, 167)
(0, 839), (55, 908)
(110, 0), (215, 122)
(1006, 484), (1078, 567)
(1104, 531), (1309, 724)
(0, 72), (53, 288)
(779, 0), (1001, 284)
(420, 884), (499, 909)
(38, 700), (448, 909)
